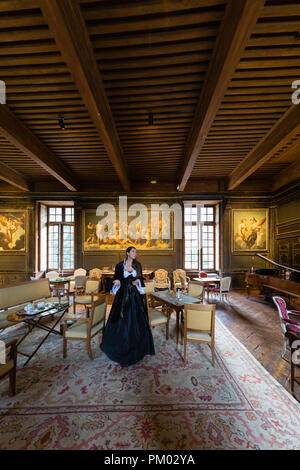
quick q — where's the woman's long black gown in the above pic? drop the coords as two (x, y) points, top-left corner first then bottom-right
(100, 262), (155, 367)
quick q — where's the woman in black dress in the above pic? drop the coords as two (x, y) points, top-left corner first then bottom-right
(101, 246), (155, 367)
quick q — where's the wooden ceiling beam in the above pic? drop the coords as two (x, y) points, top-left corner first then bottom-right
(228, 105), (300, 190)
(0, 161), (30, 191)
(39, 0), (130, 192)
(273, 158), (300, 192)
(177, 0), (265, 191)
(0, 105), (80, 191)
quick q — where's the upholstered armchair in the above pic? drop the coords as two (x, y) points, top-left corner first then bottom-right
(145, 292), (169, 340)
(89, 268), (103, 290)
(180, 303), (216, 366)
(211, 277), (231, 302)
(63, 297), (107, 360)
(73, 279), (100, 314)
(187, 281), (204, 302)
(153, 269), (170, 291)
(0, 338), (17, 396)
(69, 268), (87, 293)
(173, 269), (190, 291)
(273, 296), (300, 358)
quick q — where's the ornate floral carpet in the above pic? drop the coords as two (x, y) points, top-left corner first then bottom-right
(0, 314), (299, 450)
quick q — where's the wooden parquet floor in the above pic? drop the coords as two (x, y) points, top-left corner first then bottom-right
(216, 290), (300, 399)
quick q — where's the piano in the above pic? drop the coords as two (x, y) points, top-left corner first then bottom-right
(245, 254), (300, 309)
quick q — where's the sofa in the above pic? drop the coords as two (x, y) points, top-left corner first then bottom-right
(0, 279), (67, 331)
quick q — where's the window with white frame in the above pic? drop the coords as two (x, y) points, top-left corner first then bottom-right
(184, 204), (219, 271)
(39, 205), (75, 273)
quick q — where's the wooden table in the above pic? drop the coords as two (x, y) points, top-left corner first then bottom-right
(150, 291), (201, 344)
(192, 277), (221, 302)
(48, 277), (74, 298)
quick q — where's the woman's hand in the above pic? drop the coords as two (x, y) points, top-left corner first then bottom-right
(113, 279), (120, 287)
(132, 280), (139, 287)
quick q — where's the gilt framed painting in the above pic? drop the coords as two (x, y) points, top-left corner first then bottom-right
(232, 209), (269, 253)
(0, 210), (27, 252)
(83, 209), (174, 251)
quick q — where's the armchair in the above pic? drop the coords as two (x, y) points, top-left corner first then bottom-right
(173, 269), (190, 292)
(153, 269), (170, 291)
(273, 296), (300, 358)
(63, 297), (107, 360)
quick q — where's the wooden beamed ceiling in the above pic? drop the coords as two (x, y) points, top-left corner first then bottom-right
(0, 0), (299, 193)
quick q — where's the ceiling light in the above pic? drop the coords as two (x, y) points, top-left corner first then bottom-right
(148, 112), (154, 126)
(58, 117), (65, 130)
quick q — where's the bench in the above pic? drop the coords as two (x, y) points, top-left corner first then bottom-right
(0, 279), (67, 331)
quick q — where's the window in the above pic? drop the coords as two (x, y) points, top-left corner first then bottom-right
(184, 204), (219, 272)
(39, 205), (75, 273)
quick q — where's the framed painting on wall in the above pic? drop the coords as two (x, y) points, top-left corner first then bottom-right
(83, 209), (174, 251)
(0, 210), (27, 252)
(232, 209), (269, 253)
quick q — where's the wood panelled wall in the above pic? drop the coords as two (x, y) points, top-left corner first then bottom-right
(275, 190), (300, 269)
(0, 198), (35, 286)
(1, 190), (299, 288)
(222, 199), (276, 289)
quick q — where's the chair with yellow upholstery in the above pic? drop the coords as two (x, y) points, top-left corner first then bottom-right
(89, 268), (102, 280)
(0, 339), (17, 396)
(145, 292), (169, 340)
(153, 269), (170, 291)
(173, 269), (190, 292)
(73, 279), (100, 314)
(187, 281), (204, 302)
(63, 297), (107, 360)
(180, 303), (216, 366)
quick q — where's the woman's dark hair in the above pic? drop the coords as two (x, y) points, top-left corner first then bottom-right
(125, 246), (141, 276)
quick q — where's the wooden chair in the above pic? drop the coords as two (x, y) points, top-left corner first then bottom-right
(211, 277), (231, 302)
(273, 296), (300, 358)
(153, 269), (170, 291)
(89, 268), (103, 290)
(180, 303), (216, 366)
(187, 281), (204, 302)
(73, 279), (100, 314)
(45, 271), (59, 280)
(146, 293), (169, 340)
(74, 268), (87, 277)
(63, 297), (107, 360)
(70, 268), (87, 293)
(173, 269), (190, 292)
(0, 339), (17, 396)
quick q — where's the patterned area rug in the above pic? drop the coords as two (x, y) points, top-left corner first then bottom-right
(0, 315), (299, 450)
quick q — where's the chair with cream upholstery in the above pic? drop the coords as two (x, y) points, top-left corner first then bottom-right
(63, 297), (106, 360)
(46, 271), (59, 280)
(187, 281), (204, 302)
(146, 292), (169, 340)
(180, 303), (216, 366)
(211, 277), (231, 302)
(89, 268), (102, 280)
(69, 268), (87, 293)
(74, 268), (87, 277)
(0, 339), (17, 396)
(173, 269), (190, 292)
(73, 279), (100, 314)
(89, 268), (103, 291)
(153, 269), (170, 291)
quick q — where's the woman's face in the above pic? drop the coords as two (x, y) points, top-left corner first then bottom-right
(127, 248), (136, 260)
